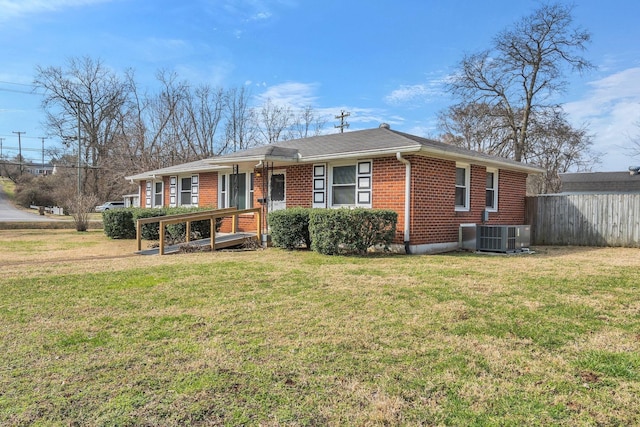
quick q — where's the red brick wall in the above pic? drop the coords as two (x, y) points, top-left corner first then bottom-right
(140, 180), (147, 208)
(400, 156), (528, 246)
(491, 169), (528, 224)
(284, 164), (314, 207)
(372, 157), (406, 243)
(198, 172), (218, 208)
(138, 158), (529, 247)
(409, 156), (476, 245)
(219, 215), (258, 233)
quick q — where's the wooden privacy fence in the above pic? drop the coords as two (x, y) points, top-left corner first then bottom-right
(525, 194), (640, 247)
(136, 207), (262, 255)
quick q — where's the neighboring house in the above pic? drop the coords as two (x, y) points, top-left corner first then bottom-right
(123, 193), (140, 208)
(559, 172), (640, 194)
(126, 125), (543, 254)
(24, 162), (55, 176)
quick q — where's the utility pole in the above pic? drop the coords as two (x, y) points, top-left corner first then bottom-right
(39, 137), (47, 174)
(334, 110), (350, 133)
(12, 131), (25, 175)
(0, 137), (4, 178)
(75, 101), (83, 195)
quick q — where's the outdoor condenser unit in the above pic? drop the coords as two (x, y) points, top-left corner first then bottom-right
(476, 225), (531, 253)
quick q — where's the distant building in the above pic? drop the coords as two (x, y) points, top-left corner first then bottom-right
(24, 162), (55, 176)
(559, 171), (640, 194)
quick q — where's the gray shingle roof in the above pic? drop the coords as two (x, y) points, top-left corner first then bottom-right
(214, 127), (543, 173)
(560, 172), (640, 193)
(126, 126), (544, 181)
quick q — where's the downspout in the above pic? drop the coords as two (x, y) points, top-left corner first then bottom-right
(396, 152), (411, 254)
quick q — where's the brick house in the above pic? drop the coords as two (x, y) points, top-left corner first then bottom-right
(126, 125), (543, 254)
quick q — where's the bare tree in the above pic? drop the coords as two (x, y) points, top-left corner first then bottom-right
(446, 3), (593, 162)
(628, 120), (640, 162)
(438, 103), (514, 158)
(182, 85), (226, 157)
(256, 98), (292, 144)
(224, 86), (257, 152)
(525, 109), (598, 193)
(287, 106), (326, 140)
(34, 56), (132, 200)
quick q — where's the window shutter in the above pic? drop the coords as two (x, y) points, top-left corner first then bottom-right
(191, 175), (199, 205)
(169, 176), (177, 207)
(356, 161), (372, 207)
(312, 164), (326, 208)
(145, 181), (152, 208)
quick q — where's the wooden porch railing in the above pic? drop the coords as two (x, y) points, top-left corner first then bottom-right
(136, 207), (262, 255)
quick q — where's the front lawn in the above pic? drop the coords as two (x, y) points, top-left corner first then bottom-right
(1, 230), (638, 425)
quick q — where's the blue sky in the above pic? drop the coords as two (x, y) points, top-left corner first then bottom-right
(1, 0), (639, 172)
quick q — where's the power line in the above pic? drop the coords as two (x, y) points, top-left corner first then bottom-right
(0, 80), (44, 96)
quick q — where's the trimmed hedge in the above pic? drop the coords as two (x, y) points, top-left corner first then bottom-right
(103, 207), (221, 240)
(102, 209), (136, 239)
(309, 208), (397, 255)
(269, 208), (312, 250)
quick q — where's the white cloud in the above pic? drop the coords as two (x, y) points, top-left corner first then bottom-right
(565, 67), (640, 171)
(384, 81), (444, 106)
(0, 0), (111, 22)
(256, 81), (319, 108)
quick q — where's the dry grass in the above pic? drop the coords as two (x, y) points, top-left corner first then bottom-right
(0, 229), (639, 425)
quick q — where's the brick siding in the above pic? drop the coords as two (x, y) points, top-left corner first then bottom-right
(139, 155), (528, 247)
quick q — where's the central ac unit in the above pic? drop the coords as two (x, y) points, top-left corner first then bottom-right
(476, 225), (530, 253)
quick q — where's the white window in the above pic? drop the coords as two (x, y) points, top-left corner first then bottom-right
(328, 160), (372, 208)
(171, 175), (198, 207)
(219, 172), (254, 210)
(220, 175), (227, 208)
(332, 165), (356, 206)
(153, 181), (163, 207)
(180, 177), (192, 205)
(455, 164), (470, 211)
(486, 169), (498, 211)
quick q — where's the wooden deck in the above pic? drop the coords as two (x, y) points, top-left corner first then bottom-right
(136, 232), (257, 255)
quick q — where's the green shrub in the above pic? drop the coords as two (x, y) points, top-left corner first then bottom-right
(269, 208), (311, 250)
(104, 207), (222, 241)
(103, 209), (135, 239)
(309, 208), (397, 255)
(163, 207), (216, 240)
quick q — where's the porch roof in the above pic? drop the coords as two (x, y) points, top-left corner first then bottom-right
(126, 158), (232, 182)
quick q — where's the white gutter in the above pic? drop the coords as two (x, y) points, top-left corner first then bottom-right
(396, 152), (411, 253)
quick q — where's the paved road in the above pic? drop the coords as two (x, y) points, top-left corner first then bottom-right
(0, 185), (59, 222)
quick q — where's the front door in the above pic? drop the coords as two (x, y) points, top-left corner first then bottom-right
(269, 171), (286, 212)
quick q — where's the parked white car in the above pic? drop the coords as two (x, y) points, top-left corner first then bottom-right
(95, 201), (125, 212)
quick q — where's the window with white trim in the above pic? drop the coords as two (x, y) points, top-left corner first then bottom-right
(328, 160), (372, 208)
(486, 169), (498, 211)
(219, 172), (254, 209)
(170, 175), (198, 207)
(180, 177), (192, 205)
(332, 165), (356, 205)
(455, 164), (470, 211)
(154, 181), (163, 207)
